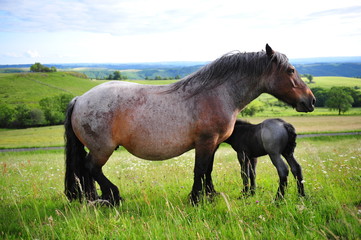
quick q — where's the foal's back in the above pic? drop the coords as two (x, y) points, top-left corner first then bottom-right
(225, 119), (290, 157)
(225, 120), (266, 157)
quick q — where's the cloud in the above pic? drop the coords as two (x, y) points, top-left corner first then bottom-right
(25, 50), (41, 58)
(0, 0), (214, 36)
(308, 5), (361, 18)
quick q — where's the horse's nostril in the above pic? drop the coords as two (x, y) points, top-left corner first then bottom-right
(312, 97), (316, 106)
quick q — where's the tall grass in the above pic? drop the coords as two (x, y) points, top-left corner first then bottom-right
(1, 135), (360, 239)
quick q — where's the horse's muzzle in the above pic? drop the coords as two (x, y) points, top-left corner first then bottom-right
(296, 96), (316, 112)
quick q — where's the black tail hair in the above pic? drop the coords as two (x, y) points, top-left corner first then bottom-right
(283, 121), (297, 156)
(64, 97), (88, 201)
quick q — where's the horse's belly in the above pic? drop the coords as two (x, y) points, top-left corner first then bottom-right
(124, 140), (194, 161)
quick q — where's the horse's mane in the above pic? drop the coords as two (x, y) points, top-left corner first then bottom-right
(167, 50), (290, 96)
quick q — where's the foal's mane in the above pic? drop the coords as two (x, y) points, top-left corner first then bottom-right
(168, 49), (290, 95)
(234, 119), (253, 126)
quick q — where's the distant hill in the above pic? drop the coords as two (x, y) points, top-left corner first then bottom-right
(294, 63), (361, 78)
(0, 72), (104, 107)
(1, 57), (361, 79)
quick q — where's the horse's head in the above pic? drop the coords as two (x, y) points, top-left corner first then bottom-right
(264, 44), (316, 112)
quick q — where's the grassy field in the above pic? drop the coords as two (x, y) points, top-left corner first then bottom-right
(307, 76), (361, 89)
(0, 135), (360, 239)
(0, 72), (106, 107)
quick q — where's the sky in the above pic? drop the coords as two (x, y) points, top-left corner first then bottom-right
(0, 0), (360, 64)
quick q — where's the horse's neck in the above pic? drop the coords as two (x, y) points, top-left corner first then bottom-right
(225, 77), (263, 111)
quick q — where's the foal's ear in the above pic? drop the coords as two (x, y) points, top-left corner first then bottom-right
(266, 44), (274, 57)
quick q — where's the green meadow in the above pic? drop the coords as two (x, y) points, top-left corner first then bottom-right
(0, 135), (360, 239)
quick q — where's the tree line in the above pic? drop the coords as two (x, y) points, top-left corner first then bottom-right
(240, 86), (360, 117)
(0, 94), (73, 128)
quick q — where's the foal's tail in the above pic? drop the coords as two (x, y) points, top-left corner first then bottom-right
(64, 97), (87, 201)
(283, 121), (297, 156)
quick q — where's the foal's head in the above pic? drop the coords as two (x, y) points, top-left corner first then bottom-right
(264, 44), (316, 112)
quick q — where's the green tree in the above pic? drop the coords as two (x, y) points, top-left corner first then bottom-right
(30, 62), (42, 72)
(30, 62), (57, 72)
(29, 108), (45, 126)
(241, 100), (265, 117)
(39, 94), (74, 124)
(13, 104), (32, 127)
(113, 71), (121, 80)
(305, 74), (314, 83)
(0, 104), (14, 127)
(325, 87), (354, 115)
(310, 87), (328, 107)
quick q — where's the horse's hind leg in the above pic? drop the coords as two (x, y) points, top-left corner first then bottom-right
(283, 154), (305, 197)
(269, 154), (289, 200)
(86, 153), (122, 205)
(249, 157), (258, 195)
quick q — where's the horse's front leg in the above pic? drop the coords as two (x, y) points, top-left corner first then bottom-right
(237, 152), (250, 195)
(190, 141), (218, 205)
(205, 146), (219, 197)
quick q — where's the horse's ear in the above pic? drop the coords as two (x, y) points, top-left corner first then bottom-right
(266, 44), (274, 57)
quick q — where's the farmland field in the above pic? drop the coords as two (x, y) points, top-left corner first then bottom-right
(0, 135), (360, 239)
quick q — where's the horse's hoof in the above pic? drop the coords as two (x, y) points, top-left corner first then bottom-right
(88, 199), (113, 206)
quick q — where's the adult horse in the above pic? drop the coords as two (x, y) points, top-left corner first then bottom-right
(64, 44), (315, 205)
(222, 118), (304, 199)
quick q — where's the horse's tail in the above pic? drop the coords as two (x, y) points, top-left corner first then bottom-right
(64, 97), (87, 201)
(283, 121), (297, 156)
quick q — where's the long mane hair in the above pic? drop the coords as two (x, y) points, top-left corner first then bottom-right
(168, 50), (290, 96)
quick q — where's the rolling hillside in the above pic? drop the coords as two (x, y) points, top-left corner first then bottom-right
(0, 72), (106, 107)
(1, 72), (361, 109)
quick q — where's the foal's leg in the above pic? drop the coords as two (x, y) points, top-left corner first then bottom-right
(86, 153), (122, 205)
(190, 140), (217, 205)
(237, 152), (250, 194)
(249, 157), (258, 195)
(269, 154), (289, 199)
(283, 154), (305, 196)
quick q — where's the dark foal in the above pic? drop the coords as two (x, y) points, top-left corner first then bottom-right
(221, 118), (305, 199)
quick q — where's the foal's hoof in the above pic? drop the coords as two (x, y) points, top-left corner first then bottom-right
(88, 199), (113, 207)
(207, 191), (219, 202)
(89, 195), (124, 207)
(189, 192), (200, 206)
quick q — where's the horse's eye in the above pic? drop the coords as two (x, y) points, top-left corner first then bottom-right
(287, 68), (295, 74)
